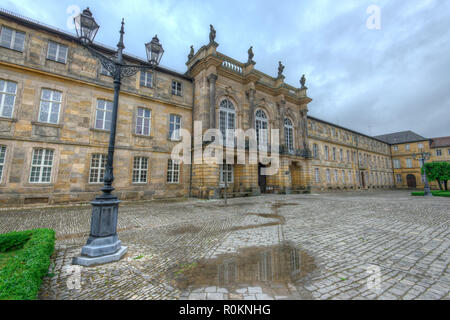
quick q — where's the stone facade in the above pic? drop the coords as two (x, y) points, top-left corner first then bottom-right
(0, 10), (447, 207)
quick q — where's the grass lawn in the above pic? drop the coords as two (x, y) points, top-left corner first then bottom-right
(411, 190), (450, 197)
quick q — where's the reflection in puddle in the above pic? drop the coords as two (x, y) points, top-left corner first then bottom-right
(171, 243), (315, 290)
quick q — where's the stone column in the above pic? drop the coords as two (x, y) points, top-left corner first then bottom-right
(278, 100), (286, 150)
(246, 89), (256, 129)
(207, 74), (218, 129)
(299, 110), (309, 151)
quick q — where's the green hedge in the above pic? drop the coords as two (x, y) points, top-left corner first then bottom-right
(0, 231), (32, 253)
(0, 229), (55, 300)
(411, 191), (450, 197)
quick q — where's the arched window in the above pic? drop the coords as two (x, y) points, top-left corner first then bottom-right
(284, 118), (294, 152)
(219, 99), (235, 145)
(255, 109), (268, 149)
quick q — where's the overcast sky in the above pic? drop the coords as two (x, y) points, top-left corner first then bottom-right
(3, 0), (450, 138)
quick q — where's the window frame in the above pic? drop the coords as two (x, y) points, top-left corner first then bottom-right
(29, 148), (54, 184)
(171, 80), (182, 96)
(168, 114), (182, 141)
(46, 40), (68, 64)
(284, 118), (294, 152)
(38, 88), (62, 124)
(135, 107), (152, 136)
(94, 99), (113, 131)
(132, 156), (149, 184)
(0, 26), (25, 52)
(167, 159), (180, 184)
(0, 145), (6, 183)
(220, 164), (234, 185)
(140, 71), (153, 88)
(89, 153), (107, 184)
(0, 79), (17, 118)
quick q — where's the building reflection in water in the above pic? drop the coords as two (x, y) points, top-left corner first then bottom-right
(175, 243), (315, 289)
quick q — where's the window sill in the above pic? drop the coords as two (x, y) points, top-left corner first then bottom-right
(31, 121), (62, 128)
(90, 128), (110, 133)
(0, 45), (24, 53)
(0, 117), (17, 122)
(46, 58), (67, 65)
(168, 138), (182, 142)
(133, 133), (153, 139)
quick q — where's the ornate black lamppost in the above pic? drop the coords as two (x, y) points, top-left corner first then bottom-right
(412, 149), (432, 197)
(72, 8), (164, 266)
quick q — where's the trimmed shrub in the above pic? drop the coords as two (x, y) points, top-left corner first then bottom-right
(0, 231), (32, 253)
(411, 191), (450, 197)
(0, 229), (55, 300)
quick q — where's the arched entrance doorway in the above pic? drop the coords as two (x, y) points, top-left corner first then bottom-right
(258, 163), (267, 193)
(407, 174), (417, 188)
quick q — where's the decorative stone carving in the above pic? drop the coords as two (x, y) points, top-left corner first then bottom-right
(247, 46), (254, 64)
(209, 25), (216, 44)
(207, 73), (218, 129)
(278, 61), (285, 78)
(188, 45), (194, 60)
(300, 74), (307, 89)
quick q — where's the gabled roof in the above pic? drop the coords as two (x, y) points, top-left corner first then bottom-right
(373, 131), (428, 145)
(430, 136), (450, 148)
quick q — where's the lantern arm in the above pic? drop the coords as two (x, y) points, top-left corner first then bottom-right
(82, 44), (154, 78)
(119, 63), (155, 78)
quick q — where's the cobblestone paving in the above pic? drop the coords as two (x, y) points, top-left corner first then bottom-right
(0, 191), (448, 300)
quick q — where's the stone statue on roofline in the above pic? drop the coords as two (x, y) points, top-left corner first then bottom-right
(209, 24), (216, 44)
(247, 46), (254, 64)
(278, 61), (285, 78)
(300, 74), (307, 89)
(188, 45), (194, 60)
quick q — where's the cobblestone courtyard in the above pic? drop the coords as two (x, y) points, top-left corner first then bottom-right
(0, 191), (448, 300)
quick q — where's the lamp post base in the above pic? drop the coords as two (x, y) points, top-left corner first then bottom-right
(72, 246), (128, 267)
(72, 195), (127, 267)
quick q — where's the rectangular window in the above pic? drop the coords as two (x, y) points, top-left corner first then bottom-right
(396, 174), (402, 184)
(405, 144), (410, 151)
(29, 148), (54, 183)
(132, 156), (148, 183)
(0, 26), (25, 52)
(38, 89), (62, 124)
(436, 149), (442, 156)
(339, 149), (343, 162)
(334, 169), (338, 183)
(326, 169), (331, 183)
(140, 71), (153, 88)
(393, 145), (398, 151)
(342, 170), (345, 184)
(220, 164), (234, 184)
(348, 170), (352, 183)
(167, 159), (180, 183)
(171, 80), (182, 96)
(406, 158), (413, 168)
(169, 114), (181, 140)
(332, 147), (336, 161)
(393, 159), (401, 169)
(313, 144), (318, 158)
(418, 143), (424, 149)
(0, 145), (6, 182)
(95, 99), (113, 130)
(315, 168), (320, 183)
(135, 107), (151, 136)
(0, 79), (17, 118)
(89, 154), (106, 183)
(324, 146), (329, 160)
(47, 41), (68, 63)
(347, 150), (350, 163)
(448, 149), (450, 156)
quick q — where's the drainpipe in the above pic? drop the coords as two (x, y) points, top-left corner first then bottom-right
(188, 78), (195, 198)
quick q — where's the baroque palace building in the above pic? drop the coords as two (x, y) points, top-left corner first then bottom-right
(0, 9), (448, 206)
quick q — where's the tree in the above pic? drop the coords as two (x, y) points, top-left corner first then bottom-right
(422, 162), (450, 191)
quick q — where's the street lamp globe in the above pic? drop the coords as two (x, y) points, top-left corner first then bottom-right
(74, 7), (100, 44)
(145, 35), (164, 66)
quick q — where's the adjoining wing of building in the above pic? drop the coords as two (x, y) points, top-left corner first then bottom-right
(0, 9), (448, 206)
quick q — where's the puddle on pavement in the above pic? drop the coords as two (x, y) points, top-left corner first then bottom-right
(169, 242), (316, 292)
